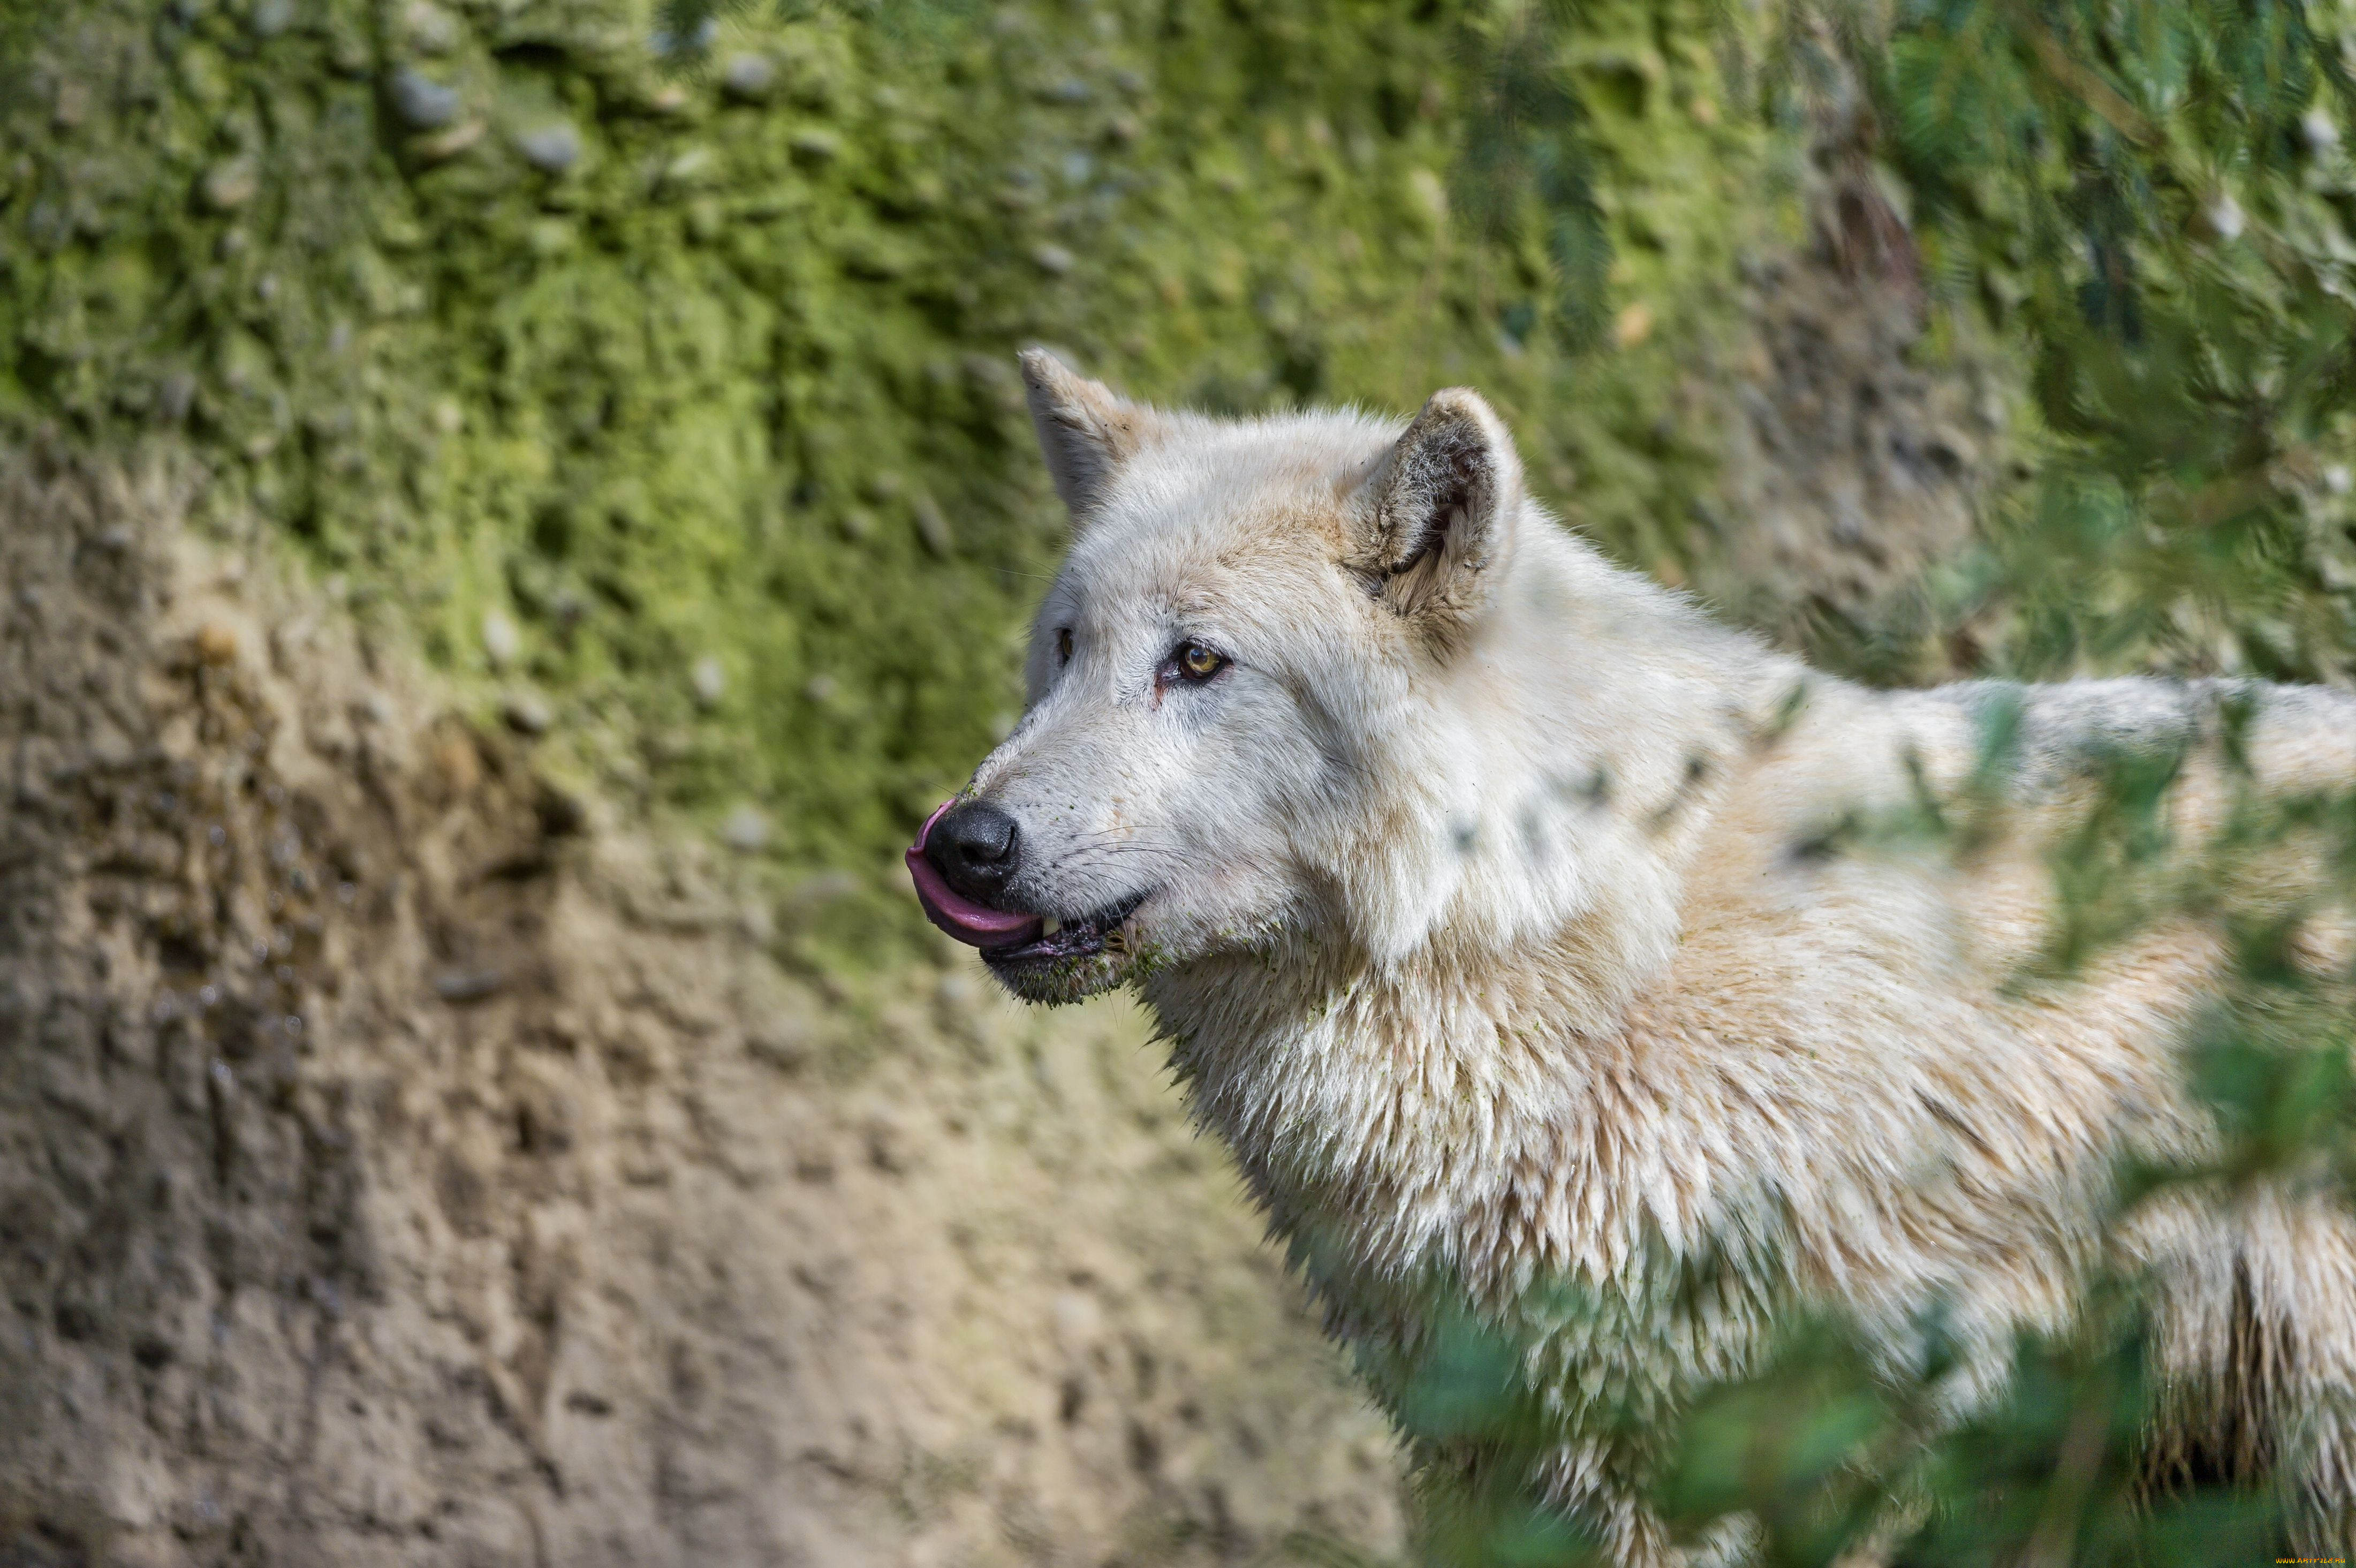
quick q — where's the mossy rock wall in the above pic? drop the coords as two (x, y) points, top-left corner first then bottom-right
(1, 0), (1911, 893)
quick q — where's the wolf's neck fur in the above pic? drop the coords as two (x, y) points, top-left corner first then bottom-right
(1141, 528), (1806, 1302)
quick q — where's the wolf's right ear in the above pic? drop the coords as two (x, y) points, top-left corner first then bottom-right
(1019, 348), (1156, 522)
(1352, 387), (1524, 637)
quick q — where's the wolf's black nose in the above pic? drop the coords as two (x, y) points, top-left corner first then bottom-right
(926, 799), (1020, 905)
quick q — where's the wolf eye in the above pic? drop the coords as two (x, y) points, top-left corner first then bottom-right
(1172, 641), (1227, 683)
(1056, 626), (1074, 663)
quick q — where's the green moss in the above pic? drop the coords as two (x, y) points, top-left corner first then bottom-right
(1, 0), (1799, 891)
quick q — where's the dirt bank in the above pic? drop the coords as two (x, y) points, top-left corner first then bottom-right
(0, 446), (1400, 1566)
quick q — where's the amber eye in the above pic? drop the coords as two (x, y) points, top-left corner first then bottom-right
(1173, 641), (1227, 683)
(1056, 626), (1074, 663)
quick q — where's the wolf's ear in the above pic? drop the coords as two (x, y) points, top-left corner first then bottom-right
(1353, 388), (1524, 630)
(1019, 348), (1156, 521)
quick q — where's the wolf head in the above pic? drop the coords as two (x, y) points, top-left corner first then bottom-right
(911, 351), (1744, 1005)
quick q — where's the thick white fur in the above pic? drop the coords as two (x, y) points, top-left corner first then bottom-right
(966, 354), (2356, 1563)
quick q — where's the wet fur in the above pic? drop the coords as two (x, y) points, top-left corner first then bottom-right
(959, 352), (2356, 1563)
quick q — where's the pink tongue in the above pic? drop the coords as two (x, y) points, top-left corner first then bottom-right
(906, 799), (1045, 949)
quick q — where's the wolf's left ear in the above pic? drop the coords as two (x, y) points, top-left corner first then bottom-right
(1019, 347), (1158, 522)
(1353, 388), (1524, 631)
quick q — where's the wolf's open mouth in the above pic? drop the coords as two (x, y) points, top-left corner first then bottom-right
(979, 890), (1149, 969)
(905, 800), (1150, 965)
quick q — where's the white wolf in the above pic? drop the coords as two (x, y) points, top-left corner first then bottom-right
(906, 351), (2356, 1563)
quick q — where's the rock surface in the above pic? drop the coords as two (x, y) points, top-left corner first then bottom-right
(0, 449), (1402, 1565)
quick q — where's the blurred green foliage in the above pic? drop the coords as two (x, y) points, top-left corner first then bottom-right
(1306, 3), (2356, 1561)
(1796, 0), (2356, 687)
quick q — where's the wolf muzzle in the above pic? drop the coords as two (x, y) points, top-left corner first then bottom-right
(907, 798), (1046, 949)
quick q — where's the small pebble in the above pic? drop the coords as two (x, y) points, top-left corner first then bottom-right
(515, 122), (581, 173)
(2206, 191), (2246, 243)
(432, 967), (506, 1004)
(691, 656), (726, 708)
(722, 52), (775, 100)
(1031, 243), (1075, 275)
(721, 804), (771, 853)
(790, 129), (840, 163)
(747, 1015), (810, 1071)
(195, 622), (239, 665)
(1051, 1291), (1104, 1355)
(536, 786), (587, 837)
(201, 158), (259, 211)
(401, 0), (458, 53)
(411, 119), (484, 163)
(914, 497), (952, 557)
(481, 609), (519, 669)
(388, 67), (460, 131)
(503, 693), (552, 735)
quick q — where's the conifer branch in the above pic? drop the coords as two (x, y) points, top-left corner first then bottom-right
(2002, 3), (2161, 150)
